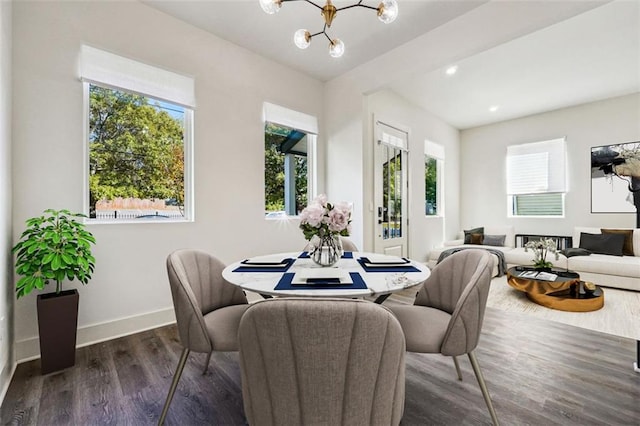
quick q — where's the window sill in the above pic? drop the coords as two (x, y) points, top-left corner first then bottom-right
(85, 217), (192, 225)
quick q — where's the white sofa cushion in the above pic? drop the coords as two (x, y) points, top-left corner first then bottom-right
(427, 245), (513, 277)
(503, 247), (568, 270)
(568, 253), (640, 278)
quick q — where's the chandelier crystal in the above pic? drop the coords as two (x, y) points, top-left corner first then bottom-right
(259, 0), (282, 14)
(259, 0), (399, 58)
(294, 29), (312, 49)
(329, 38), (345, 58)
(377, 0), (398, 24)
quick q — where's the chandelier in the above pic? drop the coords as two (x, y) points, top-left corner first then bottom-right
(259, 0), (399, 58)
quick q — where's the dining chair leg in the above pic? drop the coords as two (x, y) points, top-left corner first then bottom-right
(452, 356), (463, 381)
(468, 351), (499, 426)
(159, 348), (190, 426)
(203, 351), (212, 375)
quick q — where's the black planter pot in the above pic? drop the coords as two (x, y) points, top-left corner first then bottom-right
(36, 289), (79, 374)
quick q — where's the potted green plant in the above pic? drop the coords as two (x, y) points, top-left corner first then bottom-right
(12, 209), (96, 374)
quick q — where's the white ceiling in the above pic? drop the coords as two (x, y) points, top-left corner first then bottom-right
(143, 0), (487, 82)
(144, 0), (640, 129)
(391, 0), (640, 128)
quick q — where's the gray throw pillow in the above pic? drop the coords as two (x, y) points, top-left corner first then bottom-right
(560, 247), (591, 258)
(601, 228), (635, 256)
(483, 234), (506, 247)
(579, 232), (625, 256)
(464, 227), (484, 244)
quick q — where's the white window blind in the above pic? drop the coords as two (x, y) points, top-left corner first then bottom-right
(263, 102), (318, 135)
(79, 45), (196, 108)
(376, 121), (408, 151)
(507, 138), (566, 195)
(512, 193), (564, 216)
(425, 140), (445, 159)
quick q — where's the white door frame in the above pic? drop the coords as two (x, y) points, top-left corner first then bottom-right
(373, 118), (410, 257)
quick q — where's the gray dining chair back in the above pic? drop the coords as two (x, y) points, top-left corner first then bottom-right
(238, 298), (406, 426)
(159, 249), (249, 425)
(389, 249), (499, 425)
(339, 236), (359, 252)
(415, 249), (491, 356)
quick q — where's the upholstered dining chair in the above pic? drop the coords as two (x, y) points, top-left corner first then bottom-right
(388, 249), (499, 425)
(339, 236), (359, 252)
(159, 249), (249, 425)
(238, 298), (406, 426)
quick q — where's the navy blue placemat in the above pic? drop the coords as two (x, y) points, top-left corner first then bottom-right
(298, 251), (354, 259)
(232, 258), (295, 273)
(274, 272), (368, 290)
(359, 256), (410, 264)
(356, 258), (421, 273)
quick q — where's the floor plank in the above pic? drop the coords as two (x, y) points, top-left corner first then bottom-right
(1, 303), (639, 425)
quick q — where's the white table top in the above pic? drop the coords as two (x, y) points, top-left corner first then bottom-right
(222, 251), (430, 299)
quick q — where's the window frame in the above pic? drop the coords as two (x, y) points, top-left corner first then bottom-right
(263, 103), (317, 219)
(83, 82), (194, 224)
(424, 140), (444, 217)
(506, 138), (566, 218)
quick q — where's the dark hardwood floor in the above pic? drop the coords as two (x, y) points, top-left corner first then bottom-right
(2, 305), (639, 425)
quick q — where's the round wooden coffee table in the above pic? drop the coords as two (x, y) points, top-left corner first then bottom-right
(506, 266), (604, 312)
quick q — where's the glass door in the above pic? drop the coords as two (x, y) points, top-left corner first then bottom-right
(374, 120), (408, 257)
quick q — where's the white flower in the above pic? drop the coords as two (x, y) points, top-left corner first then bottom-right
(314, 194), (328, 207)
(299, 194), (352, 240)
(300, 204), (324, 228)
(328, 209), (349, 232)
(333, 201), (352, 215)
(524, 238), (558, 267)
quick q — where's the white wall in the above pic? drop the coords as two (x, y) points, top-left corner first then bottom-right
(12, 1), (324, 360)
(324, 78), (365, 249)
(460, 93), (640, 238)
(0, 0), (14, 401)
(364, 90), (460, 262)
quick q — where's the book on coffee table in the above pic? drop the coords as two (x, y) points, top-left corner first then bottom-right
(535, 271), (558, 281)
(518, 270), (558, 281)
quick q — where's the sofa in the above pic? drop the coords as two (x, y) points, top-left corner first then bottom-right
(427, 226), (640, 292)
(427, 226), (516, 277)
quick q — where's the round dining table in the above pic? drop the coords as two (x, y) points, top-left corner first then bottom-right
(222, 251), (430, 304)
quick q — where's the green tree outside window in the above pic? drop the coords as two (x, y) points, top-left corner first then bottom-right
(88, 85), (186, 218)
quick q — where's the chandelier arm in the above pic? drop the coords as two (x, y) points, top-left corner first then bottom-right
(301, 0), (324, 10)
(337, 3), (378, 12)
(281, 0), (323, 9)
(309, 30), (324, 38)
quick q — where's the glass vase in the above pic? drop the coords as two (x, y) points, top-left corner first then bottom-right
(310, 234), (343, 267)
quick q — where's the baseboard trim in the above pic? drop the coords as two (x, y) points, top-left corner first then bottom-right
(0, 360), (17, 407)
(15, 307), (176, 363)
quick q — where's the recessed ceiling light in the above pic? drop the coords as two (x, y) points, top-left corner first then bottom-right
(445, 65), (458, 76)
(489, 105), (499, 112)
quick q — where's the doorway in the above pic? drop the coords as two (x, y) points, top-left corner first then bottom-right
(373, 120), (409, 256)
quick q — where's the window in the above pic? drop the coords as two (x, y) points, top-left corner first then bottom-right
(263, 103), (317, 217)
(507, 138), (566, 217)
(425, 140), (444, 216)
(80, 46), (194, 222)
